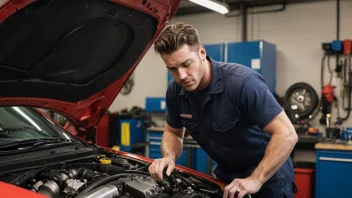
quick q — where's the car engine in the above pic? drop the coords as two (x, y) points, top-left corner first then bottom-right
(0, 153), (223, 198)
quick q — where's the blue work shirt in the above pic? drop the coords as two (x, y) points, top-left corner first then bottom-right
(165, 56), (295, 197)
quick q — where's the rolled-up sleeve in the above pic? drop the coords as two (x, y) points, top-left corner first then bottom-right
(240, 74), (283, 129)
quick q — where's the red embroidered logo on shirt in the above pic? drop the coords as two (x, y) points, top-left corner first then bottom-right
(180, 114), (192, 119)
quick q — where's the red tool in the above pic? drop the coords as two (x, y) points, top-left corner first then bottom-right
(322, 85), (335, 103)
(343, 40), (352, 55)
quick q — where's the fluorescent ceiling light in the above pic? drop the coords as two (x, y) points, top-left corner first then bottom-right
(189, 0), (229, 14)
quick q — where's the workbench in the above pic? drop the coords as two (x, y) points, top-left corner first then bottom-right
(315, 142), (352, 198)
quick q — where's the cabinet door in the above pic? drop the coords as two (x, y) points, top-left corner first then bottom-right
(316, 150), (352, 198)
(204, 43), (225, 62)
(226, 40), (276, 94)
(227, 41), (260, 71)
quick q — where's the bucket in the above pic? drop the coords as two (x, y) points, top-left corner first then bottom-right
(294, 168), (315, 198)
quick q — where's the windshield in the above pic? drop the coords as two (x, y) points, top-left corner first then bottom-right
(0, 106), (77, 145)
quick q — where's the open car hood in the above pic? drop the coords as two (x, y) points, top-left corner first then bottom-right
(0, 0), (180, 132)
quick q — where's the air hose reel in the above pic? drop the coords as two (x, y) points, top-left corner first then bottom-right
(284, 82), (319, 123)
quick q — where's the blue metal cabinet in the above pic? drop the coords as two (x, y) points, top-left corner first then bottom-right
(146, 129), (188, 167)
(145, 97), (166, 112)
(118, 118), (146, 152)
(146, 129), (216, 174)
(315, 149), (352, 198)
(204, 43), (225, 62)
(194, 147), (217, 176)
(147, 131), (163, 159)
(227, 40), (276, 94)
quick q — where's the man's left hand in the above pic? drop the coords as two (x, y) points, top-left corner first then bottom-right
(223, 176), (262, 198)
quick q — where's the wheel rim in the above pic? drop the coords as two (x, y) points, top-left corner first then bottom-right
(288, 88), (312, 113)
(285, 83), (318, 119)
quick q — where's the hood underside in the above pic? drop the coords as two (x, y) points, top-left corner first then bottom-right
(0, 0), (180, 131)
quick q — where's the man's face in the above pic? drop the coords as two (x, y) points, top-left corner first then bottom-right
(161, 44), (206, 91)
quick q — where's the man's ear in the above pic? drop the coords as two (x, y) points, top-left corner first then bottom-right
(199, 45), (206, 61)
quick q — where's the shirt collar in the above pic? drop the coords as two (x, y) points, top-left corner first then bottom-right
(179, 56), (223, 96)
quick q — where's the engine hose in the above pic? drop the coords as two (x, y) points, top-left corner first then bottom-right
(105, 178), (126, 186)
(179, 180), (188, 187)
(65, 163), (99, 170)
(98, 163), (125, 175)
(178, 175), (198, 190)
(199, 188), (221, 195)
(76, 170), (150, 196)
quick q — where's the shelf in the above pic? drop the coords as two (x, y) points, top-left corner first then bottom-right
(297, 135), (320, 144)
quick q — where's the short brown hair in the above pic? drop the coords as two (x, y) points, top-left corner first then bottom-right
(154, 22), (201, 54)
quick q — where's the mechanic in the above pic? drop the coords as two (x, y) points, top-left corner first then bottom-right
(148, 22), (298, 198)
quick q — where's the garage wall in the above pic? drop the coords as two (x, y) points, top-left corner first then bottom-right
(110, 1), (352, 131)
(253, 1), (352, 131)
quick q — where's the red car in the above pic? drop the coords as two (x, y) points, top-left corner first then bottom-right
(0, 0), (227, 198)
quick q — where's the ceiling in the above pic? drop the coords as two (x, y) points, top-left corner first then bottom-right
(175, 0), (331, 16)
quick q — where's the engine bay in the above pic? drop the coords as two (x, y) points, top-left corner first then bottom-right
(0, 152), (223, 198)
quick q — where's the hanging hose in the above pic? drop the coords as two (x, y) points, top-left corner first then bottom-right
(338, 57), (352, 122)
(335, 99), (341, 120)
(342, 58), (347, 109)
(321, 55), (326, 88)
(327, 55), (333, 85)
(321, 54), (333, 86)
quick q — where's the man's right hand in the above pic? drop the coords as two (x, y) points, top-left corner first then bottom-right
(148, 157), (175, 181)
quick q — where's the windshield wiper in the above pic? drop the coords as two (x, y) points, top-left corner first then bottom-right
(0, 138), (78, 151)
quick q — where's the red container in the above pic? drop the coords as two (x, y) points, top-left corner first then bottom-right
(294, 168), (315, 198)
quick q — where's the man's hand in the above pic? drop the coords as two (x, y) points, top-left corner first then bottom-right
(148, 157), (175, 181)
(223, 176), (262, 198)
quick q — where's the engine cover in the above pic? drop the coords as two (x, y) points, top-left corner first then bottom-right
(64, 179), (87, 195)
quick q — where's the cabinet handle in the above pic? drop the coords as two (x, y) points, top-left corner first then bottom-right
(149, 137), (162, 140)
(150, 142), (161, 145)
(319, 157), (352, 163)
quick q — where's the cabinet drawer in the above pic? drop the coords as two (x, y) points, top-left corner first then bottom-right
(149, 132), (163, 138)
(316, 150), (352, 198)
(149, 137), (162, 143)
(149, 144), (161, 152)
